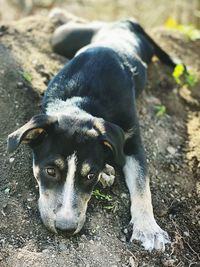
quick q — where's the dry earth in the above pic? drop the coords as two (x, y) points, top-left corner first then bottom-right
(0, 14), (199, 267)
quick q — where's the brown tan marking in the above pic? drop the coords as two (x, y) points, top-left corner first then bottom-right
(54, 158), (65, 170)
(81, 162), (91, 176)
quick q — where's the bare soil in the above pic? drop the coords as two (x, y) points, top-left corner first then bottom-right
(0, 15), (199, 267)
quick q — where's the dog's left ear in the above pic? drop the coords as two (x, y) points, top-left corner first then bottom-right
(97, 120), (125, 167)
(7, 114), (57, 153)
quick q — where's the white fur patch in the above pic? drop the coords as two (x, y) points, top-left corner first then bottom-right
(46, 98), (83, 116)
(57, 152), (77, 219)
(123, 156), (170, 251)
(32, 157), (40, 184)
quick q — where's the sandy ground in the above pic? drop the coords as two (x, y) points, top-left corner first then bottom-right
(0, 14), (200, 267)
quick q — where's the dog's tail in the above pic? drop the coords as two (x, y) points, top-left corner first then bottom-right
(128, 19), (177, 69)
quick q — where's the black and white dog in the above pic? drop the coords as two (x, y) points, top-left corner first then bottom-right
(8, 19), (176, 251)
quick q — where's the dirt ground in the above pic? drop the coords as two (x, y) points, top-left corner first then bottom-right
(0, 13), (200, 267)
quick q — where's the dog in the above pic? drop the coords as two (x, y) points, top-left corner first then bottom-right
(7, 18), (176, 251)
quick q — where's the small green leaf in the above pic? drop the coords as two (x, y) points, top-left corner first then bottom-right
(165, 18), (200, 40)
(172, 64), (185, 85)
(92, 189), (112, 201)
(172, 64), (198, 87)
(185, 73), (198, 87)
(20, 71), (32, 82)
(155, 105), (166, 117)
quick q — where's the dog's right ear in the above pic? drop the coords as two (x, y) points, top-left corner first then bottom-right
(7, 114), (57, 153)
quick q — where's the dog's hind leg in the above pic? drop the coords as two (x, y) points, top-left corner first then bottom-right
(51, 21), (106, 58)
(123, 117), (170, 251)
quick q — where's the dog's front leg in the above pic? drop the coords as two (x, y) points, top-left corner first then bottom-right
(123, 135), (170, 251)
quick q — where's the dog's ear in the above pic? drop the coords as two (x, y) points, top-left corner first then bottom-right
(7, 114), (57, 153)
(95, 119), (125, 167)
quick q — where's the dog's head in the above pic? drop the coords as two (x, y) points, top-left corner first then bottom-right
(7, 114), (125, 234)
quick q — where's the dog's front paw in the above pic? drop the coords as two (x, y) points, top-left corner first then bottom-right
(99, 164), (115, 188)
(130, 218), (170, 252)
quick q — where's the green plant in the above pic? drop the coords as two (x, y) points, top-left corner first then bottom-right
(165, 18), (200, 40)
(155, 104), (166, 117)
(20, 71), (32, 82)
(92, 189), (112, 201)
(172, 64), (198, 87)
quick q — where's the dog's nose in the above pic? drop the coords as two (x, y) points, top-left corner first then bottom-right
(55, 218), (78, 234)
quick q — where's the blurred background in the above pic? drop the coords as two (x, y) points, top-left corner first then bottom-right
(0, 0), (200, 29)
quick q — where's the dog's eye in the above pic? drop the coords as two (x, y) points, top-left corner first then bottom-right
(87, 173), (95, 180)
(46, 167), (56, 177)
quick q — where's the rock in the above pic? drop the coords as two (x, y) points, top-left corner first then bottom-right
(4, 188), (10, 194)
(9, 157), (15, 163)
(167, 146), (177, 155)
(162, 259), (176, 267)
(123, 228), (128, 234)
(129, 256), (136, 267)
(17, 82), (24, 88)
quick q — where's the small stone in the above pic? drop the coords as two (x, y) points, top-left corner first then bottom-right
(162, 259), (176, 267)
(42, 249), (49, 253)
(167, 146), (176, 155)
(4, 188), (10, 194)
(120, 193), (128, 199)
(9, 157), (15, 163)
(170, 164), (175, 172)
(79, 243), (84, 249)
(183, 231), (189, 237)
(17, 82), (24, 88)
(129, 257), (136, 267)
(119, 235), (126, 242)
(123, 228), (128, 234)
(89, 240), (94, 244)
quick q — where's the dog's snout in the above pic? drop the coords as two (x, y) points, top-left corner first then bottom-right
(55, 218), (78, 234)
(55, 210), (78, 234)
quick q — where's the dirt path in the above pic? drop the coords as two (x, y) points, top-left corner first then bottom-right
(0, 15), (199, 267)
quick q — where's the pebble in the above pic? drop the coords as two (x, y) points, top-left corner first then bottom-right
(9, 157), (15, 163)
(183, 231), (189, 237)
(162, 259), (176, 266)
(27, 198), (34, 202)
(119, 235), (126, 242)
(79, 243), (84, 249)
(123, 228), (128, 234)
(120, 193), (128, 199)
(17, 81), (24, 89)
(167, 146), (176, 155)
(42, 249), (49, 253)
(4, 188), (10, 194)
(129, 257), (136, 267)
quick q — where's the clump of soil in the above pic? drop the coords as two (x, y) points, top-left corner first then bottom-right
(0, 14), (199, 267)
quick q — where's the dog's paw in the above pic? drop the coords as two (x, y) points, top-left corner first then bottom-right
(99, 164), (115, 188)
(130, 218), (170, 251)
